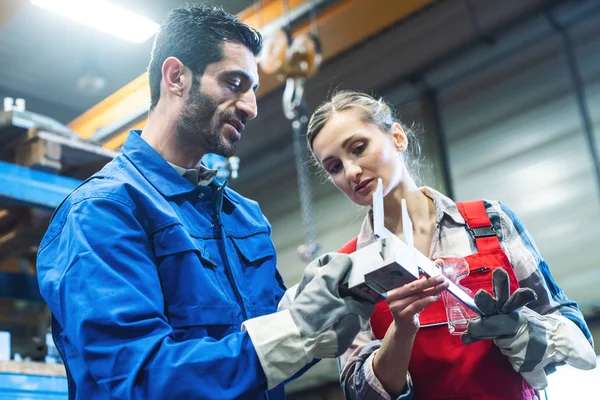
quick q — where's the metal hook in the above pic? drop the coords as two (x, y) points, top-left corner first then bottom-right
(282, 77), (306, 120)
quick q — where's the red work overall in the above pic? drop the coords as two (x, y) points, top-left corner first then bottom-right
(339, 201), (538, 400)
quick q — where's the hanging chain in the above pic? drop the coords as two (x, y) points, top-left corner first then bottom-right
(277, 0), (323, 262)
(283, 77), (320, 262)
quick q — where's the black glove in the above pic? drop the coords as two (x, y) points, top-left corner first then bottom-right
(461, 267), (537, 344)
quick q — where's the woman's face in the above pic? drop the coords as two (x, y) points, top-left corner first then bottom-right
(312, 109), (407, 206)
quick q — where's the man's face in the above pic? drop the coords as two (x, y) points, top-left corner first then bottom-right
(177, 41), (259, 157)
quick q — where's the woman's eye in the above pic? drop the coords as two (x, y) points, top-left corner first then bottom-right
(352, 143), (365, 155)
(328, 163), (342, 174)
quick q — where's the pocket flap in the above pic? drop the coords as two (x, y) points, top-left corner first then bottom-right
(153, 225), (215, 266)
(230, 234), (276, 263)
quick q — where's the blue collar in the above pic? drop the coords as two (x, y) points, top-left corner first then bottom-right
(121, 130), (234, 202)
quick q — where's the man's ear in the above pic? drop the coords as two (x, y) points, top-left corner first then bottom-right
(161, 57), (187, 98)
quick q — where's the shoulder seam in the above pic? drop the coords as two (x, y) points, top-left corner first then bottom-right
(39, 195), (137, 253)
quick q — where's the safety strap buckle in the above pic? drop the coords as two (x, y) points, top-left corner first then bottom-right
(468, 226), (497, 239)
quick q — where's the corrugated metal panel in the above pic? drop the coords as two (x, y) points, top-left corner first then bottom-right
(438, 10), (600, 314)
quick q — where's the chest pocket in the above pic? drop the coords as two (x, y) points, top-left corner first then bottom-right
(460, 254), (519, 298)
(419, 252), (515, 327)
(230, 233), (281, 315)
(152, 224), (237, 332)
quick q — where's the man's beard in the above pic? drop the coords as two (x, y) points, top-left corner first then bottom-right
(176, 83), (236, 158)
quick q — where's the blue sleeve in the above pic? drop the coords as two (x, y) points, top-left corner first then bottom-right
(37, 196), (268, 399)
(499, 202), (593, 347)
(264, 214), (287, 305)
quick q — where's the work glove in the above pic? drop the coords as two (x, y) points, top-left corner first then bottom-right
(242, 253), (375, 389)
(461, 268), (537, 344)
(462, 268), (597, 390)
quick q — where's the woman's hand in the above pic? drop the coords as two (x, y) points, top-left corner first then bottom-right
(386, 263), (449, 334)
(373, 262), (449, 395)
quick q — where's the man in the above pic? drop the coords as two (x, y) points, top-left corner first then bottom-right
(37, 5), (373, 399)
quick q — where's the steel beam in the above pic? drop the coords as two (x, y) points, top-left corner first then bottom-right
(0, 161), (80, 210)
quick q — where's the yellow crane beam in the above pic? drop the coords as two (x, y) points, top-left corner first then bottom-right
(68, 0), (435, 150)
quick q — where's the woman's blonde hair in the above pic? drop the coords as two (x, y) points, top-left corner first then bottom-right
(306, 90), (422, 183)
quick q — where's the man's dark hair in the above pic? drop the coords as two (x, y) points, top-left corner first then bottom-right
(148, 4), (262, 111)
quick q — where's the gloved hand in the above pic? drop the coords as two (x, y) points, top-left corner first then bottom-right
(461, 268), (597, 390)
(242, 253), (375, 389)
(287, 253), (375, 358)
(461, 268), (537, 344)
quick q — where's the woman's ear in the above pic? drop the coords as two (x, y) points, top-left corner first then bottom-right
(390, 122), (408, 152)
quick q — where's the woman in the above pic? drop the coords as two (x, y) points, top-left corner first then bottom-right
(306, 91), (596, 400)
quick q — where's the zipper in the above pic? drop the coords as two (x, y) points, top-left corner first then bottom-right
(213, 185), (249, 321)
(219, 225), (249, 320)
(472, 267), (490, 273)
(213, 185), (270, 400)
(52, 316), (75, 400)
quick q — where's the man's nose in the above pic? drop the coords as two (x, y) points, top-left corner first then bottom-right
(238, 91), (258, 120)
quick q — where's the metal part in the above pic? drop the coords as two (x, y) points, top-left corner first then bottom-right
(3, 97), (25, 112)
(283, 77), (306, 120)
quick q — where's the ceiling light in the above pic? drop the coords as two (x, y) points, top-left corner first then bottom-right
(31, 0), (159, 43)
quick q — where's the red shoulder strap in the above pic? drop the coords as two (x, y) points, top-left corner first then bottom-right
(455, 200), (501, 253)
(338, 237), (358, 254)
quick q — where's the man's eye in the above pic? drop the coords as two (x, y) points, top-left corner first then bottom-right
(227, 81), (241, 90)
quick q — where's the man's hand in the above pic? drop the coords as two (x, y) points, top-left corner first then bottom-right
(242, 253), (376, 388)
(287, 253), (376, 358)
